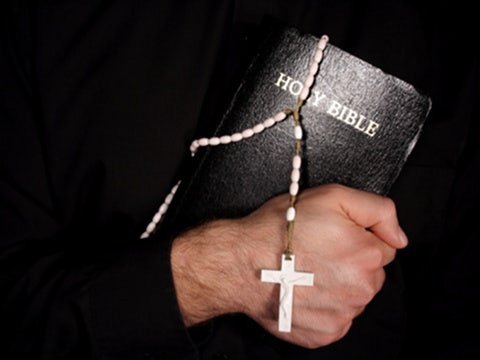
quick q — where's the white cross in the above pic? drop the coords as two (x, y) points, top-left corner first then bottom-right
(261, 254), (314, 332)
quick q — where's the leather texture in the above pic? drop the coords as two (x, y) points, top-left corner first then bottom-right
(163, 22), (431, 236)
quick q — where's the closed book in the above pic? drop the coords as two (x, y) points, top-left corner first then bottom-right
(160, 20), (431, 239)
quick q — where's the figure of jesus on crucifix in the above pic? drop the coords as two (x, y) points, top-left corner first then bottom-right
(261, 254), (315, 332)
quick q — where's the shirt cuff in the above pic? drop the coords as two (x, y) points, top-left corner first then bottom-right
(89, 233), (198, 359)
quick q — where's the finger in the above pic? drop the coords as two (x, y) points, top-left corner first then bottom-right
(336, 186), (408, 249)
(379, 241), (397, 266)
(356, 232), (397, 268)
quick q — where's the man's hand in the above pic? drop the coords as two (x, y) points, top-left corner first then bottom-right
(171, 184), (407, 349)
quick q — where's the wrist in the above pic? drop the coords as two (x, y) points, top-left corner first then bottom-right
(170, 219), (253, 326)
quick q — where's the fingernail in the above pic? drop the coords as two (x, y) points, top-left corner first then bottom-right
(398, 227), (408, 247)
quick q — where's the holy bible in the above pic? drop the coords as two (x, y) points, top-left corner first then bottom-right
(159, 22), (432, 238)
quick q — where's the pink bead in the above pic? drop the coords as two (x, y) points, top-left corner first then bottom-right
(165, 193), (174, 205)
(290, 182), (299, 196)
(274, 112), (287, 122)
(304, 74), (315, 88)
(147, 222), (156, 233)
(231, 133), (243, 142)
(263, 118), (275, 127)
(242, 128), (254, 138)
(292, 155), (301, 169)
(319, 35), (329, 50)
(299, 87), (310, 101)
(309, 62), (319, 75)
(253, 123), (265, 133)
(198, 138), (209, 146)
(209, 137), (220, 146)
(294, 125), (303, 140)
(171, 182), (180, 193)
(286, 207), (296, 221)
(220, 135), (232, 144)
(153, 213), (162, 223)
(159, 204), (168, 215)
(314, 49), (323, 63)
(291, 169), (300, 182)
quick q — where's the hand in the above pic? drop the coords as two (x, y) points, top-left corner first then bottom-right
(171, 184), (407, 349)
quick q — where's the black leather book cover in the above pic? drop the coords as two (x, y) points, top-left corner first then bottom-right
(161, 22), (432, 236)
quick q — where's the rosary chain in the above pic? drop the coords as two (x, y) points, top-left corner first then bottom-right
(141, 35), (329, 242)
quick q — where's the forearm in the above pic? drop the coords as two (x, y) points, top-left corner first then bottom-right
(171, 219), (256, 326)
(0, 232), (197, 359)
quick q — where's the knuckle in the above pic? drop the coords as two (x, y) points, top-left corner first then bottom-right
(313, 334), (339, 347)
(375, 268), (387, 288)
(301, 336), (325, 350)
(313, 183), (348, 201)
(382, 197), (397, 218)
(349, 276), (379, 305)
(321, 320), (353, 346)
(354, 289), (376, 306)
(367, 246), (386, 268)
(303, 338), (326, 350)
(362, 284), (378, 303)
(305, 334), (338, 349)
(301, 313), (354, 348)
(324, 183), (349, 197)
(343, 305), (363, 320)
(352, 305), (366, 318)
(384, 247), (397, 265)
(324, 314), (352, 335)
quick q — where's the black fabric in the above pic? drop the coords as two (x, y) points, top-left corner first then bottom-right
(1, 1), (478, 359)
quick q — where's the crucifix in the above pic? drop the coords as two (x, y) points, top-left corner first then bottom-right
(261, 254), (314, 332)
(139, 33), (328, 336)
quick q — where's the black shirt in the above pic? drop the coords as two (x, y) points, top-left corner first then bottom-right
(1, 1), (478, 359)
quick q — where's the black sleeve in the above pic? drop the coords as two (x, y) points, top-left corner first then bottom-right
(0, 1), (231, 358)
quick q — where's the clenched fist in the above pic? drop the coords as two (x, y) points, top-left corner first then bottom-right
(171, 184), (407, 349)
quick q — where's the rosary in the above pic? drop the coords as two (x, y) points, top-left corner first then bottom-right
(141, 35), (330, 333)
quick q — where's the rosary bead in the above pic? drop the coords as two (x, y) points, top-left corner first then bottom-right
(209, 137), (221, 146)
(314, 49), (323, 63)
(291, 169), (300, 182)
(231, 133), (243, 142)
(304, 74), (315, 88)
(242, 128), (254, 138)
(165, 193), (174, 205)
(290, 182), (299, 196)
(198, 138), (209, 146)
(299, 87), (310, 101)
(274, 111), (287, 122)
(292, 155), (302, 169)
(253, 123), (265, 133)
(286, 207), (296, 221)
(146, 222), (156, 233)
(159, 203), (168, 215)
(319, 35), (329, 50)
(220, 135), (232, 144)
(264, 117), (276, 128)
(309, 62), (319, 76)
(153, 213), (162, 223)
(294, 125), (303, 140)
(171, 183), (179, 193)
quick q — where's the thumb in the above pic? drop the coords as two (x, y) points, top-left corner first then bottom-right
(335, 186), (408, 249)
